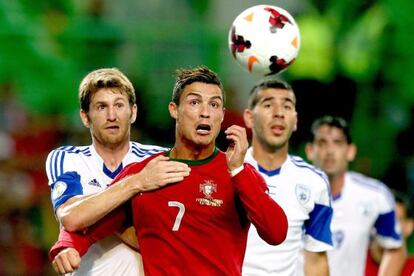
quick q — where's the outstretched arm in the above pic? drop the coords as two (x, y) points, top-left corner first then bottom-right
(56, 155), (190, 231)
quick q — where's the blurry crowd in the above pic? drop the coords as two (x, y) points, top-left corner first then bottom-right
(0, 83), (61, 275)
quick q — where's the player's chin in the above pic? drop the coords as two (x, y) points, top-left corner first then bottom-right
(194, 136), (215, 146)
(101, 131), (122, 142)
(104, 134), (124, 145)
(321, 164), (337, 175)
(269, 135), (287, 146)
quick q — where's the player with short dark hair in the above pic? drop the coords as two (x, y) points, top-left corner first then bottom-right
(242, 79), (333, 275)
(306, 115), (406, 276)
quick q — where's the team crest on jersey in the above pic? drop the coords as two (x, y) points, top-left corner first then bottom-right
(196, 180), (223, 207)
(88, 179), (101, 187)
(295, 184), (310, 205)
(52, 181), (67, 200)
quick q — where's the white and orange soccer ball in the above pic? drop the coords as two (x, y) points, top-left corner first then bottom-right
(228, 5), (300, 76)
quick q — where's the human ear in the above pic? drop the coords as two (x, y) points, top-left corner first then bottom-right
(168, 102), (178, 119)
(80, 110), (90, 128)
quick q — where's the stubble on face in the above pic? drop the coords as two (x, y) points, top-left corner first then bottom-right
(87, 88), (134, 149)
(251, 88), (297, 152)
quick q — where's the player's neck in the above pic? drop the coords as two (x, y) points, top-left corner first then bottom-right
(329, 172), (346, 197)
(170, 141), (215, 160)
(251, 140), (288, 171)
(93, 139), (130, 171)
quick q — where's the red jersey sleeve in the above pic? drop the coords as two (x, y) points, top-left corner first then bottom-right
(49, 205), (128, 261)
(232, 163), (288, 245)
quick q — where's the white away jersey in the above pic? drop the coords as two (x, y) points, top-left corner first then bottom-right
(328, 171), (402, 276)
(45, 142), (165, 276)
(243, 148), (333, 276)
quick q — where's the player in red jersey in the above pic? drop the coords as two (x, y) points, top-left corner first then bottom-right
(49, 66), (288, 275)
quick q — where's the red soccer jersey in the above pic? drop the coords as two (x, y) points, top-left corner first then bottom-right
(51, 149), (287, 275)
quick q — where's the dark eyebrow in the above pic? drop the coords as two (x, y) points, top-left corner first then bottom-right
(259, 96), (295, 105)
(284, 97), (296, 105)
(94, 101), (108, 106)
(185, 92), (202, 99)
(259, 96), (275, 104)
(209, 95), (223, 102)
(185, 92), (223, 102)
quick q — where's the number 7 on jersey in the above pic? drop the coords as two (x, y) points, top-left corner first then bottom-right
(168, 201), (185, 231)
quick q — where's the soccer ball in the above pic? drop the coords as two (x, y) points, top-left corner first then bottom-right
(228, 5), (300, 76)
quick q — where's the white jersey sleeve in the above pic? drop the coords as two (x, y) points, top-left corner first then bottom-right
(328, 172), (402, 276)
(46, 146), (89, 210)
(290, 156), (333, 252)
(45, 143), (167, 211)
(243, 150), (333, 276)
(349, 172), (401, 248)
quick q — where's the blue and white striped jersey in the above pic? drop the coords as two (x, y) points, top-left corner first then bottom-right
(328, 171), (402, 276)
(45, 141), (166, 276)
(46, 142), (165, 210)
(243, 148), (333, 276)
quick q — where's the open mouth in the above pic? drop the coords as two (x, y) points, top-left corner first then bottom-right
(106, 125), (120, 131)
(196, 124), (211, 134)
(271, 125), (285, 135)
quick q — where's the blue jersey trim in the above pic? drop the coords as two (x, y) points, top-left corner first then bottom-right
(60, 151), (65, 180)
(65, 146), (91, 156)
(292, 163), (329, 186)
(258, 165), (281, 177)
(375, 210), (401, 240)
(50, 150), (58, 182)
(131, 145), (165, 158)
(51, 150), (64, 182)
(290, 156), (330, 186)
(51, 171), (83, 210)
(304, 203), (333, 245)
(49, 146), (92, 182)
(103, 163), (124, 179)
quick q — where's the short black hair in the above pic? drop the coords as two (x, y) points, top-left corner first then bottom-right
(310, 116), (352, 144)
(171, 66), (224, 105)
(247, 79), (294, 109)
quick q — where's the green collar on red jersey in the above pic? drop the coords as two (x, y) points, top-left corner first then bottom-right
(166, 147), (219, 165)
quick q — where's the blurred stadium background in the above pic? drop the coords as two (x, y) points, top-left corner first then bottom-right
(1, 0), (414, 274)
